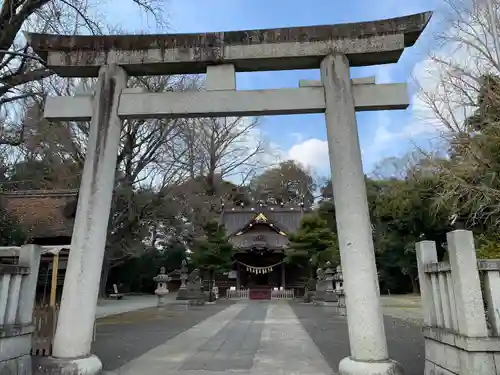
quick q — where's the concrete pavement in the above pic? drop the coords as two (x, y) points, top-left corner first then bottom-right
(105, 301), (331, 375)
(97, 300), (424, 375)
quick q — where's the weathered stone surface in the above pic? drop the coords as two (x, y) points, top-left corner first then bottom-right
(186, 269), (205, 306)
(51, 64), (128, 360)
(32, 355), (102, 375)
(26, 12), (431, 77)
(91, 301), (235, 371)
(0, 265), (29, 275)
(44, 83), (409, 121)
(0, 355), (31, 375)
(0, 334), (31, 362)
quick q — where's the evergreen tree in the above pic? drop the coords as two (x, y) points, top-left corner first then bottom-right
(286, 214), (340, 273)
(0, 202), (26, 246)
(191, 221), (234, 301)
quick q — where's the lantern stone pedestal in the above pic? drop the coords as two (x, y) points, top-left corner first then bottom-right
(187, 269), (205, 306)
(334, 266), (347, 316)
(323, 262), (339, 305)
(314, 268), (326, 305)
(177, 260), (189, 300)
(154, 267), (170, 307)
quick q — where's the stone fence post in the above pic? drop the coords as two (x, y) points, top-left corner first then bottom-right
(447, 230), (488, 337)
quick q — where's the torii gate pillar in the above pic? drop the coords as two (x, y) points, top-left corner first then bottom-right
(322, 54), (401, 374)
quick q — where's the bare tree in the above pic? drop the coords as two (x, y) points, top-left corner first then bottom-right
(416, 0), (500, 230)
(249, 160), (317, 207)
(173, 114), (270, 227)
(0, 0), (168, 145)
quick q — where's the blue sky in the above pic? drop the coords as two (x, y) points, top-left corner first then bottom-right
(113, 0), (443, 176)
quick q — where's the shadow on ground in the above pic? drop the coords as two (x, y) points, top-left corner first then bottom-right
(92, 300), (235, 371)
(291, 302), (425, 375)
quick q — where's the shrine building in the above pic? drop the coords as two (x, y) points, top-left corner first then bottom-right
(219, 203), (307, 298)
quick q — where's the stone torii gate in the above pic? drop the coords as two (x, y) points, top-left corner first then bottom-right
(27, 11), (431, 375)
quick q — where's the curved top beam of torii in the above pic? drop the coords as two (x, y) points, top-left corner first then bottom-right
(25, 12), (431, 78)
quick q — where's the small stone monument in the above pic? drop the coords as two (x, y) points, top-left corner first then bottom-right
(154, 267), (171, 307)
(212, 283), (219, 300)
(314, 268), (326, 304)
(323, 261), (339, 305)
(176, 259), (189, 300)
(187, 268), (205, 306)
(334, 265), (347, 316)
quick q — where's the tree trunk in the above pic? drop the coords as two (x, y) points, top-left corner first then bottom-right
(99, 251), (111, 298)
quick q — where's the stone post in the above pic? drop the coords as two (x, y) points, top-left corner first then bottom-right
(447, 230), (488, 337)
(16, 244), (42, 325)
(415, 241), (438, 326)
(321, 54), (402, 375)
(50, 64), (128, 374)
(154, 267), (170, 307)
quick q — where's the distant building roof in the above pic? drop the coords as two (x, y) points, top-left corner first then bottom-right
(1, 189), (78, 240)
(220, 205), (306, 235)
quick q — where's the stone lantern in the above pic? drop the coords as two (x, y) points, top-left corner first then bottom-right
(334, 265), (346, 316)
(154, 267), (171, 307)
(177, 259), (189, 300)
(314, 267), (326, 304)
(323, 261), (338, 304)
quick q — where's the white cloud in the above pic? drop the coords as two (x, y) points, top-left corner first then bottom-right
(286, 138), (330, 172)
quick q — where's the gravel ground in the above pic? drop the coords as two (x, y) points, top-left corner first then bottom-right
(380, 294), (424, 325)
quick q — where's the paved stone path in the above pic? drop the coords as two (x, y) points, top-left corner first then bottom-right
(105, 301), (331, 375)
(99, 300), (424, 375)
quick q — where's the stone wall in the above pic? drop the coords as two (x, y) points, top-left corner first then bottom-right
(416, 230), (500, 375)
(0, 245), (42, 375)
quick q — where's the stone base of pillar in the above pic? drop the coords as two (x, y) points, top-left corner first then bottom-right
(157, 295), (166, 307)
(188, 299), (205, 306)
(324, 290), (338, 303)
(176, 288), (189, 300)
(339, 357), (404, 375)
(313, 290), (325, 304)
(33, 354), (102, 375)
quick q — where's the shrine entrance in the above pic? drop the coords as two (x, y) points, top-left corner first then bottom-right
(235, 252), (287, 300)
(236, 254), (284, 288)
(30, 11), (431, 375)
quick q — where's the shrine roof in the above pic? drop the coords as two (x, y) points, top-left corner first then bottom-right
(26, 12), (431, 77)
(1, 190), (77, 240)
(221, 206), (305, 236)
